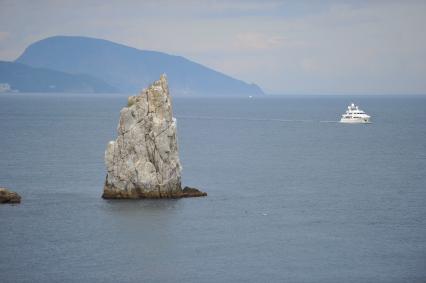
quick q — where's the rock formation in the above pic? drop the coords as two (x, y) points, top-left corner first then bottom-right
(103, 74), (206, 199)
(0, 188), (21, 204)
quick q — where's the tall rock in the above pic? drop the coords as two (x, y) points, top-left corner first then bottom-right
(103, 74), (205, 199)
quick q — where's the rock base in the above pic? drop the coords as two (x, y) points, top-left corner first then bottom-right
(0, 188), (21, 204)
(102, 183), (206, 199)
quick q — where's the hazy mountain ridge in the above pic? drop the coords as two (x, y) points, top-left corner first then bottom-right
(0, 61), (117, 93)
(15, 36), (264, 96)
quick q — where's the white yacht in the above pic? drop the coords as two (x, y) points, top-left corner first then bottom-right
(340, 103), (371, 123)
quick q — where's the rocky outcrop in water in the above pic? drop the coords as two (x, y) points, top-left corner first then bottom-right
(103, 74), (206, 199)
(0, 188), (21, 204)
(182, 186), (207, 197)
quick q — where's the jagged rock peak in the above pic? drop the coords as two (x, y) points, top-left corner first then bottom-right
(103, 74), (206, 199)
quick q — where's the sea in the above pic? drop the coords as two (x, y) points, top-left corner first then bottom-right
(0, 93), (425, 283)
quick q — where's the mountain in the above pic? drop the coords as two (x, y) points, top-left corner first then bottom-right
(0, 61), (117, 93)
(15, 36), (264, 96)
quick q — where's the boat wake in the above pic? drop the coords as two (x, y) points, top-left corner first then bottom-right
(176, 115), (339, 124)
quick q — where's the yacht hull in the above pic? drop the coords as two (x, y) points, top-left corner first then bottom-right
(340, 118), (371, 124)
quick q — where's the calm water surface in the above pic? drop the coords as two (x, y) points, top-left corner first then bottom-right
(0, 94), (425, 282)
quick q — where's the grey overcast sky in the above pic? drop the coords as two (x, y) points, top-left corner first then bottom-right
(1, 0), (425, 94)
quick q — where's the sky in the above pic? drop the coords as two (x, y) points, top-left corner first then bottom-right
(0, 0), (425, 95)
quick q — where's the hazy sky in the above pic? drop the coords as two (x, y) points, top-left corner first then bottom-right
(1, 0), (425, 94)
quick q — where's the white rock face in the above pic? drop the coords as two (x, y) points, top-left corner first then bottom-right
(103, 74), (182, 198)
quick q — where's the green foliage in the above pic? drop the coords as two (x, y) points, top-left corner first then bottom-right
(127, 99), (135, 107)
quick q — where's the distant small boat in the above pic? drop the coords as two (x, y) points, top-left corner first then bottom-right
(340, 103), (371, 123)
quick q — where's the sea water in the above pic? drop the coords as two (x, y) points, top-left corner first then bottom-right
(0, 93), (425, 282)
